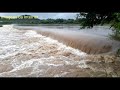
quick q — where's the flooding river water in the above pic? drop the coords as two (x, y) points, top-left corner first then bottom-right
(14, 25), (120, 54)
(0, 25), (120, 77)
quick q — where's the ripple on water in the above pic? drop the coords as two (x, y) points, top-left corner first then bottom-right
(0, 25), (88, 77)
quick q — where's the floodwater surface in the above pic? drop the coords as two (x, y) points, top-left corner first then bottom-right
(0, 25), (120, 77)
(14, 25), (120, 54)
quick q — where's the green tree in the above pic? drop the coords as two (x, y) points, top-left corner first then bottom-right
(78, 12), (120, 40)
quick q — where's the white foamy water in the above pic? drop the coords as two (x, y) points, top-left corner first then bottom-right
(0, 25), (88, 77)
(15, 25), (120, 54)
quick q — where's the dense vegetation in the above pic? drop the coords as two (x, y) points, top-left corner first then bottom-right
(77, 12), (120, 41)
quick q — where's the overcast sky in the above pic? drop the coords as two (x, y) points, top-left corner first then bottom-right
(0, 13), (79, 19)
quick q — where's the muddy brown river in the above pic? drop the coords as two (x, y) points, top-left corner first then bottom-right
(0, 25), (120, 77)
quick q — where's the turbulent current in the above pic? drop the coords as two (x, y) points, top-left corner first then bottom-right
(0, 25), (89, 77)
(0, 25), (120, 77)
(14, 25), (120, 54)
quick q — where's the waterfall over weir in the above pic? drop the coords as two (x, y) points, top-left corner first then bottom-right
(14, 25), (120, 54)
(0, 25), (120, 77)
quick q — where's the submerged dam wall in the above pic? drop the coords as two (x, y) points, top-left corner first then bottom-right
(13, 25), (120, 54)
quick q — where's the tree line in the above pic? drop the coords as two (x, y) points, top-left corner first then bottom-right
(0, 15), (84, 24)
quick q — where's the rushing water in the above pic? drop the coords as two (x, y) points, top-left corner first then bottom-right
(14, 25), (120, 54)
(0, 25), (120, 77)
(0, 25), (90, 77)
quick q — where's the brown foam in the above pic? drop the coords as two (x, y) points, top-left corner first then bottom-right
(36, 30), (112, 54)
(14, 26), (120, 54)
